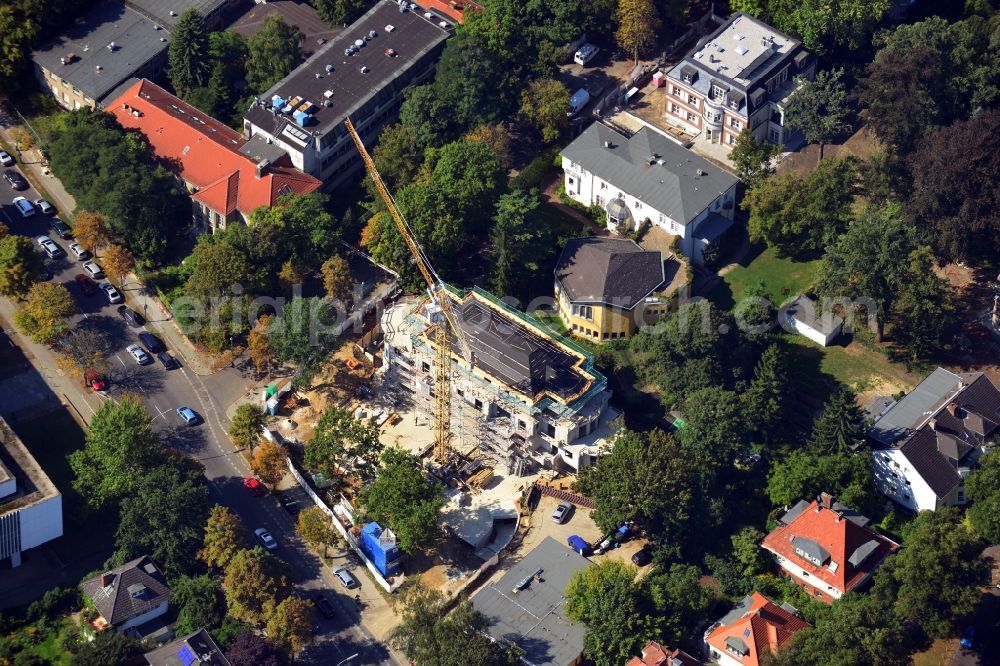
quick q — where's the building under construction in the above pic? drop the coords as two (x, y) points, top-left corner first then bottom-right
(381, 285), (620, 475)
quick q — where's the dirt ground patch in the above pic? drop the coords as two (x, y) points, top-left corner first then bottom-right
(776, 126), (882, 179)
(518, 494), (603, 556)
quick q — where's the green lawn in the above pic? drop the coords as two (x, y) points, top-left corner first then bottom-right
(710, 245), (822, 310)
(12, 410), (117, 568)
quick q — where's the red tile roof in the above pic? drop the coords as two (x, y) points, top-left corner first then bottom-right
(705, 593), (809, 666)
(107, 79), (320, 219)
(626, 641), (701, 666)
(418, 0), (482, 24)
(761, 498), (899, 597)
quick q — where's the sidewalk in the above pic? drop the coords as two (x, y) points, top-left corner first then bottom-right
(0, 120), (78, 221)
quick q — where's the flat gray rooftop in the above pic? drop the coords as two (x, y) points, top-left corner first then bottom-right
(32, 1), (166, 103)
(690, 13), (796, 84)
(126, 0), (232, 29)
(0, 418), (59, 515)
(471, 536), (591, 666)
(245, 0), (449, 140)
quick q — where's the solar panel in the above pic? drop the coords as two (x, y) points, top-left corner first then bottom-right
(178, 645), (196, 666)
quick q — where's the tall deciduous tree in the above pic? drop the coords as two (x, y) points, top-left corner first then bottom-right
(488, 189), (545, 300)
(266, 596), (316, 654)
(966, 450), (1000, 544)
(305, 406), (383, 483)
(69, 395), (160, 507)
(729, 130), (781, 188)
(312, 0), (367, 26)
(226, 631), (290, 666)
(248, 315), (277, 376)
(69, 631), (142, 666)
(246, 16), (302, 92)
(229, 403), (267, 450)
(776, 0), (889, 55)
(0, 234), (41, 298)
(71, 212), (112, 255)
(167, 9), (212, 97)
(677, 387), (748, 463)
(251, 440), (288, 485)
(390, 584), (522, 666)
(576, 430), (694, 542)
(13, 282), (77, 344)
(199, 505), (252, 570)
(269, 296), (338, 369)
(172, 574), (224, 636)
(520, 78), (570, 142)
(56, 325), (115, 378)
(296, 506), (338, 557)
(321, 254), (353, 303)
(784, 68), (851, 162)
(358, 449), (443, 554)
(615, 0), (659, 64)
(565, 560), (655, 665)
(223, 546), (289, 625)
(102, 244), (134, 287)
(891, 246), (953, 363)
(113, 459), (211, 577)
(816, 204), (917, 341)
(767, 451), (879, 517)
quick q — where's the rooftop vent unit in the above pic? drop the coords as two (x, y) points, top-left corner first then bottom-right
(735, 46), (749, 55)
(513, 568), (544, 593)
(355, 39), (365, 48)
(368, 29), (377, 38)
(385, 48), (397, 57)
(107, 41), (117, 51)
(160, 37), (166, 42)
(323, 89), (334, 99)
(153, 24), (160, 30)
(169, 10), (177, 16)
(399, 3), (407, 12)
(424, 11), (433, 18)
(439, 20), (450, 28)
(733, 32), (745, 40)
(696, 168), (707, 176)
(410, 2), (418, 9)
(386, 24), (396, 32)
(325, 64), (334, 73)
(360, 65), (369, 73)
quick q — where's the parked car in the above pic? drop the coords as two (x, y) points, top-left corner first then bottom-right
(68, 242), (89, 260)
(3, 170), (27, 190)
(36, 236), (62, 258)
(0, 150), (13, 167)
(138, 331), (164, 354)
(84, 369), (107, 391)
(126, 343), (151, 365)
(12, 197), (34, 218)
(567, 88), (590, 116)
(254, 527), (278, 550)
(117, 305), (144, 327)
(157, 351), (178, 370)
(551, 501), (573, 524)
(34, 199), (54, 215)
(49, 218), (72, 239)
(244, 476), (266, 496)
(74, 274), (97, 296)
(82, 261), (103, 279)
(312, 594), (336, 619)
(631, 544), (653, 566)
(574, 43), (599, 66)
(36, 267), (52, 282)
(332, 566), (359, 589)
(100, 283), (122, 304)
(176, 406), (199, 425)
(279, 494), (302, 515)
(960, 626), (976, 649)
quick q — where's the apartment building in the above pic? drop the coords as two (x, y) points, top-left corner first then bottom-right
(242, 0), (451, 188)
(663, 12), (815, 149)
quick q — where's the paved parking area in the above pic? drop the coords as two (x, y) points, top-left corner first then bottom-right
(519, 494), (603, 555)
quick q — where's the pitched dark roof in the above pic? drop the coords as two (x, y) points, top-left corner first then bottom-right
(888, 372), (1000, 498)
(80, 555), (172, 626)
(554, 237), (665, 310)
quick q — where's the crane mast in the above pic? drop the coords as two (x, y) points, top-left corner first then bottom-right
(344, 118), (470, 465)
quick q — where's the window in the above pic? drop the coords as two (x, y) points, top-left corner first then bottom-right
(634, 201), (642, 210)
(670, 103), (680, 114)
(727, 133), (736, 144)
(542, 422), (556, 437)
(711, 84), (726, 100)
(421, 361), (430, 372)
(729, 117), (741, 128)
(572, 305), (594, 321)
(563, 449), (574, 459)
(687, 93), (698, 105)
(671, 85), (681, 96)
(567, 177), (575, 185)
(687, 112), (697, 122)
(600, 181), (607, 189)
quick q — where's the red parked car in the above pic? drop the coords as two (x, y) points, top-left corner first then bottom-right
(84, 369), (107, 391)
(244, 476), (266, 496)
(74, 274), (97, 296)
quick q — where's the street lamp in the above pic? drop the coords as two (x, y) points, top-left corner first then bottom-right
(334, 654), (359, 666)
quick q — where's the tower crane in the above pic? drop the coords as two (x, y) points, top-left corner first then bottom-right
(344, 118), (472, 465)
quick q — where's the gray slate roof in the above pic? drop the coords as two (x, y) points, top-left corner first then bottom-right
(560, 123), (738, 227)
(126, 0), (231, 30)
(554, 237), (665, 310)
(872, 370), (1000, 498)
(143, 629), (231, 666)
(31, 1), (167, 104)
(471, 536), (592, 666)
(80, 555), (172, 626)
(782, 294), (843, 337)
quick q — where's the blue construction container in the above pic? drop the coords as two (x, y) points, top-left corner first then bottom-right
(360, 522), (402, 577)
(293, 109), (310, 127)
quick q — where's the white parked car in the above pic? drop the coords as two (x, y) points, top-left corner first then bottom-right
(255, 527), (278, 550)
(34, 199), (55, 215)
(100, 283), (123, 304)
(82, 261), (104, 279)
(68, 242), (89, 260)
(0, 150), (13, 167)
(126, 343), (150, 364)
(35, 236), (62, 258)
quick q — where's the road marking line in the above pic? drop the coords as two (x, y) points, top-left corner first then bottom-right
(116, 355), (126, 367)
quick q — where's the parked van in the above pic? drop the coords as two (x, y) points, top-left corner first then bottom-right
(567, 88), (590, 117)
(574, 43), (599, 66)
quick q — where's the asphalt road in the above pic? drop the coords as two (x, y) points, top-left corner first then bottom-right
(0, 167), (394, 665)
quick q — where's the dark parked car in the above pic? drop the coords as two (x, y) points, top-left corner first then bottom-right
(157, 351), (178, 370)
(74, 274), (97, 296)
(631, 545), (653, 566)
(312, 594), (336, 619)
(49, 218), (72, 239)
(138, 331), (164, 354)
(3, 170), (27, 190)
(117, 305), (144, 327)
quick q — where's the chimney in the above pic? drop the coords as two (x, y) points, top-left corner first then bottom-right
(255, 159), (270, 179)
(818, 492), (833, 509)
(100, 573), (115, 587)
(767, 622), (779, 653)
(929, 418), (937, 431)
(946, 403), (957, 417)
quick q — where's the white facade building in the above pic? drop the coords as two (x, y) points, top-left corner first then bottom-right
(0, 418), (63, 568)
(560, 122), (738, 265)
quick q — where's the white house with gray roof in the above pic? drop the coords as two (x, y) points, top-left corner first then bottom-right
(664, 12), (815, 150)
(560, 122), (739, 265)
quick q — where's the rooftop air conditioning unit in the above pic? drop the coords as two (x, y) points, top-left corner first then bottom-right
(107, 41), (117, 51)
(325, 64), (334, 73)
(386, 24), (395, 32)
